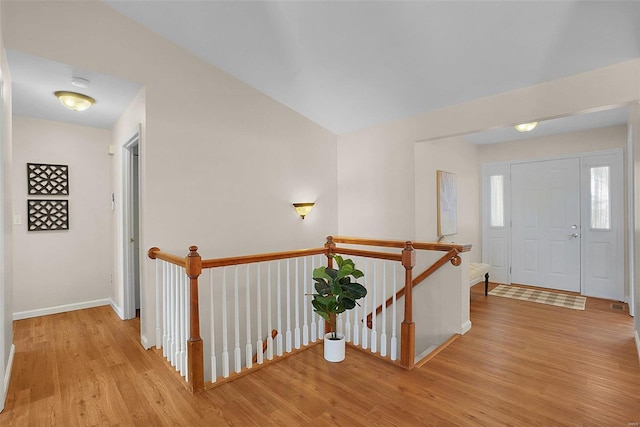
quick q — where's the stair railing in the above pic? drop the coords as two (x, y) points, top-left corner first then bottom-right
(148, 236), (470, 393)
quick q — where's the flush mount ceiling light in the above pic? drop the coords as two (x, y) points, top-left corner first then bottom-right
(54, 91), (95, 112)
(293, 202), (314, 219)
(514, 122), (539, 132)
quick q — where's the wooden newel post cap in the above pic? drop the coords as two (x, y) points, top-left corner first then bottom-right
(188, 246), (199, 256)
(402, 241), (416, 268)
(148, 247), (160, 259)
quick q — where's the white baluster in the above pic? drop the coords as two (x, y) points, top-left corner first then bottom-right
(209, 269), (217, 382)
(370, 260), (378, 354)
(256, 264), (263, 365)
(310, 256), (317, 343)
(380, 262), (387, 357)
(162, 261), (169, 357)
(352, 257), (360, 346)
(276, 261), (283, 356)
(302, 257), (309, 346)
(294, 259), (301, 349)
(183, 270), (189, 378)
(245, 265), (253, 370)
(344, 294), (351, 343)
(179, 269), (187, 376)
(286, 259), (292, 353)
(155, 259), (162, 349)
(391, 263), (398, 361)
(221, 268), (230, 378)
(233, 266), (241, 373)
(267, 262), (274, 360)
(170, 264), (177, 366)
(361, 259), (369, 350)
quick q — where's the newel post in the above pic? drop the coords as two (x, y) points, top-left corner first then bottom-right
(323, 236), (337, 333)
(400, 241), (416, 369)
(185, 245), (204, 393)
(325, 235), (336, 268)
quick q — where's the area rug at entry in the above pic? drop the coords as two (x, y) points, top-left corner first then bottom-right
(488, 285), (586, 310)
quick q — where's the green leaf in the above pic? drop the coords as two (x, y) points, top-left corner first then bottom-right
(313, 267), (331, 281)
(314, 295), (336, 306)
(352, 269), (364, 279)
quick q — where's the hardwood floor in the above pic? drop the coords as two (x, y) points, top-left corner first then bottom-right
(1, 284), (639, 426)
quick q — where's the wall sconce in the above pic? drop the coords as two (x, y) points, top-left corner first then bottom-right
(293, 202), (314, 219)
(54, 91), (95, 112)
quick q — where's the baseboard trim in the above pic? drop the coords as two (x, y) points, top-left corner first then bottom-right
(13, 299), (111, 320)
(1, 344), (15, 413)
(461, 320), (472, 335)
(109, 298), (125, 320)
(635, 329), (640, 362)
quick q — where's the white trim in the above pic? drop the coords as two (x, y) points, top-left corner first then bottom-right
(13, 299), (111, 320)
(636, 330), (640, 362)
(0, 344), (14, 412)
(414, 345), (438, 364)
(109, 298), (125, 320)
(628, 125), (636, 316)
(122, 126), (141, 321)
(460, 320), (472, 335)
(141, 334), (150, 350)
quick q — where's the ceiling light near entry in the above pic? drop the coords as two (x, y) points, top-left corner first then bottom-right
(514, 122), (538, 132)
(54, 91), (95, 112)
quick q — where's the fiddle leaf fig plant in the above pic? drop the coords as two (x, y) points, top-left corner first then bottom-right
(312, 255), (367, 339)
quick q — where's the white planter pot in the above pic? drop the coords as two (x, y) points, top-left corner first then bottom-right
(323, 332), (345, 362)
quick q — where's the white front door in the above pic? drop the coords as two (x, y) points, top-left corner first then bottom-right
(511, 158), (581, 292)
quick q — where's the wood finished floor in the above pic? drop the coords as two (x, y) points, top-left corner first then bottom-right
(1, 283), (639, 426)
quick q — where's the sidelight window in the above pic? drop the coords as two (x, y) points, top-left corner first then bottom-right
(490, 175), (504, 227)
(590, 166), (610, 230)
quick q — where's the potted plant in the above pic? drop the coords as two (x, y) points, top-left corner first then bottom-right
(311, 255), (367, 362)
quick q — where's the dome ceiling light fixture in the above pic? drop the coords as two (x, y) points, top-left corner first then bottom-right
(514, 122), (539, 132)
(54, 91), (95, 112)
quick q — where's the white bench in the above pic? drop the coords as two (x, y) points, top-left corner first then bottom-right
(469, 263), (490, 296)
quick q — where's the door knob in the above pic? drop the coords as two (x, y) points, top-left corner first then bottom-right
(569, 233), (580, 239)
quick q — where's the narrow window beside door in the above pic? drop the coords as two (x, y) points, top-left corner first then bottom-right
(490, 175), (504, 227)
(590, 166), (610, 230)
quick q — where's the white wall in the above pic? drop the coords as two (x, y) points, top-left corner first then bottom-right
(478, 125), (628, 164)
(3, 1), (338, 347)
(0, 0), (13, 411)
(11, 117), (112, 317)
(415, 137), (480, 258)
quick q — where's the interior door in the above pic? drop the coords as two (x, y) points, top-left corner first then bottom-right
(511, 158), (581, 292)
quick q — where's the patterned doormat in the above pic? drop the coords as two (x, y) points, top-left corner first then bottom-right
(488, 285), (586, 310)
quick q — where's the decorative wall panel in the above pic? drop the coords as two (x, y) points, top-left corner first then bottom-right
(27, 163), (69, 195)
(27, 199), (69, 231)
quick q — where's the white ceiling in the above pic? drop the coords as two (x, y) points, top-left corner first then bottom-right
(8, 50), (143, 129)
(103, 0), (640, 135)
(7, 1), (640, 138)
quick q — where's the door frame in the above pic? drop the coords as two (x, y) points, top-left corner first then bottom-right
(122, 126), (141, 320)
(482, 149), (627, 301)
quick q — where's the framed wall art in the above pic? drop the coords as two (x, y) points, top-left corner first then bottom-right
(27, 199), (69, 231)
(27, 163), (69, 195)
(436, 170), (457, 236)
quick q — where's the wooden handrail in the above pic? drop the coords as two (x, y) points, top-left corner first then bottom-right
(332, 236), (471, 253)
(333, 247), (403, 262)
(201, 247), (326, 269)
(147, 247), (186, 267)
(366, 248), (461, 328)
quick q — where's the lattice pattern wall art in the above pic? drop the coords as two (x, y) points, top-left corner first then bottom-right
(27, 163), (69, 195)
(27, 199), (69, 231)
